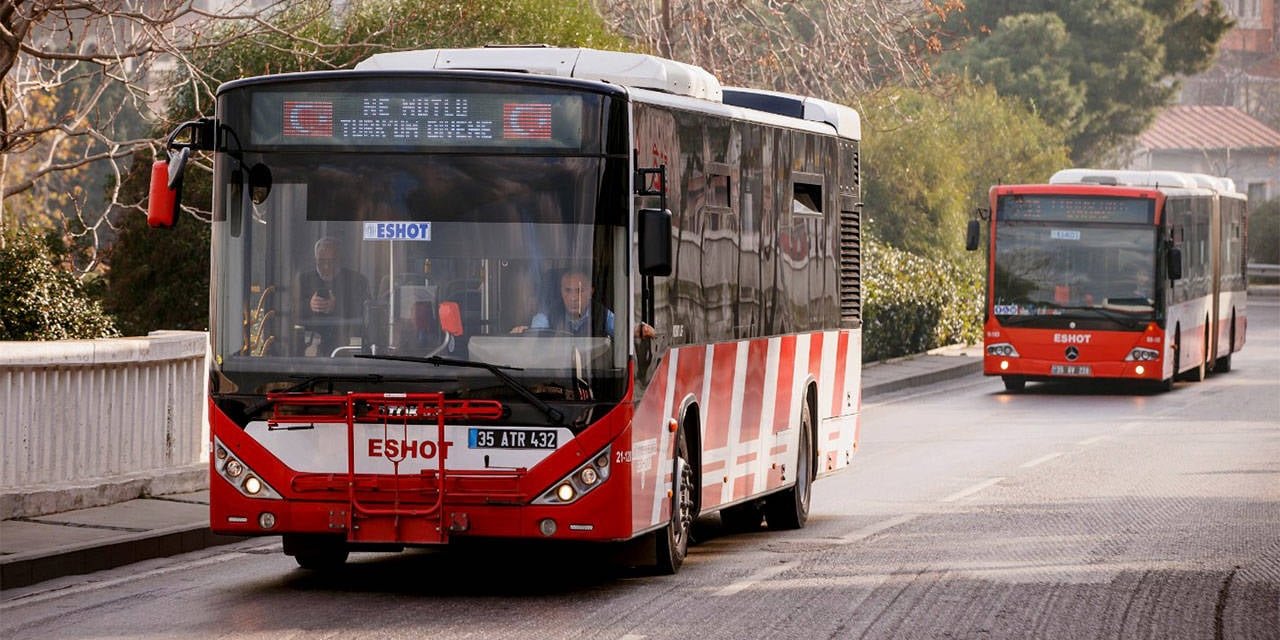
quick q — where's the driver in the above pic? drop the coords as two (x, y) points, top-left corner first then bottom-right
(511, 268), (614, 337)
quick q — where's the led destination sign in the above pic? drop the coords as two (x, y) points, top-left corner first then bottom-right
(998, 195), (1154, 225)
(250, 91), (584, 149)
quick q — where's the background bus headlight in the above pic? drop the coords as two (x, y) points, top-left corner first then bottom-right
(986, 343), (1019, 357)
(1125, 347), (1160, 361)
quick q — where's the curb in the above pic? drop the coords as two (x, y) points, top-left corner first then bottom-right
(1, 524), (244, 591)
(863, 359), (983, 398)
(1, 465), (207, 521)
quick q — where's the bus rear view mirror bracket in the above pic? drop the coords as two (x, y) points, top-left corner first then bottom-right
(639, 208), (672, 276)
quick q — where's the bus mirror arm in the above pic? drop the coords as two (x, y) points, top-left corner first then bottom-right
(1167, 246), (1183, 281)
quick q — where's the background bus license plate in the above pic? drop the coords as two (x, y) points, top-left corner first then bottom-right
(1051, 364), (1093, 376)
(468, 428), (557, 449)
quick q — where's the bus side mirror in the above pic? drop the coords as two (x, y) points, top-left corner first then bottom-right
(1167, 246), (1183, 281)
(147, 150), (186, 228)
(965, 219), (981, 251)
(639, 208), (672, 276)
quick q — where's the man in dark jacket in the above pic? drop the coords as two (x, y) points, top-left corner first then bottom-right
(295, 237), (370, 355)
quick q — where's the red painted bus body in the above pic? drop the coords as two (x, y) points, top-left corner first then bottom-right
(977, 169), (1247, 392)
(154, 48), (864, 574)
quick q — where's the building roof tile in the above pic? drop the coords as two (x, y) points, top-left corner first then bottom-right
(1137, 105), (1280, 151)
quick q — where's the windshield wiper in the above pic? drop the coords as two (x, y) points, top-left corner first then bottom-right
(1054, 305), (1142, 329)
(242, 374), (385, 417)
(356, 354), (565, 426)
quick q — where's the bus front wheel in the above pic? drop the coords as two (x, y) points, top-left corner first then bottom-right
(654, 426), (693, 574)
(1002, 376), (1026, 392)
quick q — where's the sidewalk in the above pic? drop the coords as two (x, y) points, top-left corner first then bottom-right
(0, 346), (980, 590)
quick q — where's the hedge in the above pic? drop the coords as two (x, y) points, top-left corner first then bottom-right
(862, 238), (983, 362)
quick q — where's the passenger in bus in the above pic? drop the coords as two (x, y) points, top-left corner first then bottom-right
(294, 237), (370, 355)
(511, 268), (614, 337)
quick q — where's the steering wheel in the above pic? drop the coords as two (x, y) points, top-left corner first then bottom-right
(522, 328), (576, 338)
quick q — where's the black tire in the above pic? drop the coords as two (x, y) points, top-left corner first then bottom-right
(294, 548), (350, 571)
(1215, 314), (1234, 373)
(1002, 376), (1026, 392)
(1186, 326), (1208, 382)
(766, 400), (812, 531)
(719, 500), (764, 533)
(284, 533), (349, 571)
(654, 427), (693, 575)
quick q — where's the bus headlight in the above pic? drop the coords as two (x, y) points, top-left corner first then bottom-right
(986, 343), (1019, 357)
(214, 437), (283, 500)
(535, 445), (611, 505)
(1125, 347), (1160, 361)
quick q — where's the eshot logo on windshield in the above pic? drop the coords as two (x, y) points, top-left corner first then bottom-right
(364, 222), (431, 241)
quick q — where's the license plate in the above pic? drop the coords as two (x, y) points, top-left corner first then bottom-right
(1051, 364), (1093, 376)
(468, 428), (557, 449)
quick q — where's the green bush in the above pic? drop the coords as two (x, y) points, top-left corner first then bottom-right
(0, 231), (119, 340)
(862, 238), (982, 362)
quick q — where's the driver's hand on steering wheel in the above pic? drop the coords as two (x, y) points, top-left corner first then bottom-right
(510, 325), (528, 334)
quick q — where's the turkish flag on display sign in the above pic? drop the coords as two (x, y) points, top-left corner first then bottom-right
(503, 103), (552, 140)
(283, 101), (334, 137)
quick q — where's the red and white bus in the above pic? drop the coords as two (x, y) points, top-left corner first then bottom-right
(150, 47), (863, 573)
(967, 168), (1247, 392)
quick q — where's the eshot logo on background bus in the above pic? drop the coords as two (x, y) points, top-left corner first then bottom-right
(364, 222), (431, 241)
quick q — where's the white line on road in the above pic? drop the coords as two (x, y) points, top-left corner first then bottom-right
(1020, 452), (1063, 469)
(618, 635), (647, 640)
(714, 561), (794, 597)
(1076, 435), (1111, 446)
(940, 477), (1005, 503)
(838, 514), (917, 545)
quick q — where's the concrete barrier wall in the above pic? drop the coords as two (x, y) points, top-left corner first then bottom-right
(0, 331), (209, 513)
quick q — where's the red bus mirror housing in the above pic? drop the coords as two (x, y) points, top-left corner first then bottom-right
(147, 160), (179, 228)
(639, 208), (672, 276)
(439, 301), (464, 336)
(965, 219), (981, 251)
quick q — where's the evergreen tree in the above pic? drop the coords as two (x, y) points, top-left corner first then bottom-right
(940, 0), (1232, 163)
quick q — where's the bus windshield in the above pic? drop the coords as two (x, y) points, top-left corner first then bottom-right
(992, 221), (1157, 327)
(210, 149), (630, 408)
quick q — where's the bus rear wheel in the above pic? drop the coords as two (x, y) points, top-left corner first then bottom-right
(1215, 313), (1234, 373)
(654, 426), (693, 574)
(1002, 376), (1026, 392)
(766, 400), (812, 530)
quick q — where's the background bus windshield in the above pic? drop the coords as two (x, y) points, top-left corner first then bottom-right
(992, 220), (1157, 324)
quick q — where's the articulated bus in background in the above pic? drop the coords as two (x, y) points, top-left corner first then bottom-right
(967, 168), (1247, 392)
(148, 47), (864, 574)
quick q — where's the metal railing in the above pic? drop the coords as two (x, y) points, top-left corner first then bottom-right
(0, 331), (209, 504)
(1247, 263), (1280, 280)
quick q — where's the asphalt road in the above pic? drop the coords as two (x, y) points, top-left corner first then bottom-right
(4, 302), (1277, 639)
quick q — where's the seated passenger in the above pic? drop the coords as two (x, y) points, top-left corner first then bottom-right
(294, 237), (370, 355)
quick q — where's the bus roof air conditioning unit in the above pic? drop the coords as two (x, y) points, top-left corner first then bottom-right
(1050, 168), (1199, 190)
(722, 87), (861, 139)
(356, 47), (723, 102)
